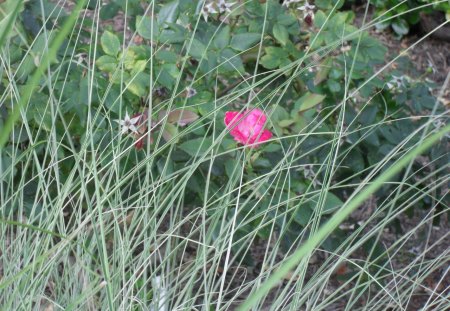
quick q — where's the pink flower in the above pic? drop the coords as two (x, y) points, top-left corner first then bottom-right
(224, 108), (273, 147)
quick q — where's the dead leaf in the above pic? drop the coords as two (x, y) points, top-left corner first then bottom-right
(159, 109), (199, 126)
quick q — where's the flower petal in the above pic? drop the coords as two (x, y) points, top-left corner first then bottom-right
(130, 115), (141, 125)
(128, 125), (138, 133)
(258, 129), (273, 143)
(224, 111), (242, 127)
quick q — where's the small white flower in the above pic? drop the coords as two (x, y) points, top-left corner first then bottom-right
(186, 86), (197, 98)
(283, 0), (302, 7)
(387, 75), (403, 89)
(74, 53), (87, 66)
(300, 164), (322, 188)
(218, 0), (235, 14)
(115, 111), (140, 135)
(202, 2), (217, 22)
(340, 44), (351, 54)
(298, 2), (315, 11)
(298, 2), (315, 23)
(433, 118), (450, 139)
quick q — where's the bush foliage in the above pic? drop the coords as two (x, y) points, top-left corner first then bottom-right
(0, 0), (448, 309)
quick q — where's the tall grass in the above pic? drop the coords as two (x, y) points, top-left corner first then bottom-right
(1, 0), (449, 310)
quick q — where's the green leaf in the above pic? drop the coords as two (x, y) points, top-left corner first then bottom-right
(294, 92), (326, 113)
(327, 79), (341, 93)
(260, 47), (287, 69)
(265, 46), (288, 58)
(179, 137), (213, 157)
(294, 205), (313, 227)
(155, 50), (178, 63)
(278, 119), (295, 128)
(214, 25), (230, 50)
(158, 0), (179, 28)
(160, 24), (186, 43)
(0, 0), (24, 47)
(136, 15), (157, 40)
(273, 23), (289, 46)
(219, 48), (244, 73)
(359, 105), (378, 125)
(314, 57), (332, 85)
(188, 38), (207, 59)
(230, 33), (261, 51)
(157, 63), (180, 88)
(277, 12), (297, 26)
(321, 192), (343, 214)
(162, 123), (179, 142)
(127, 72), (149, 97)
(237, 125), (450, 311)
(391, 18), (409, 36)
(253, 158), (271, 168)
(100, 2), (120, 19)
(161, 63), (180, 78)
(101, 30), (120, 56)
(262, 143), (281, 153)
(315, 0), (344, 10)
(96, 55), (117, 72)
(130, 60), (147, 75)
(260, 53), (280, 69)
(314, 10), (327, 28)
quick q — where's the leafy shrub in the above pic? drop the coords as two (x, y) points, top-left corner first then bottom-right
(0, 0), (448, 309)
(372, 0), (450, 37)
(2, 0), (448, 249)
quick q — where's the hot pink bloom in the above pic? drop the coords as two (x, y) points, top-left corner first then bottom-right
(224, 108), (273, 147)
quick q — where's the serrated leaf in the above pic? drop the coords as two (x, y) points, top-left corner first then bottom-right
(101, 30), (120, 56)
(230, 33), (261, 51)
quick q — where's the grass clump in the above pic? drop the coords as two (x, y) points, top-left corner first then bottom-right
(0, 0), (448, 310)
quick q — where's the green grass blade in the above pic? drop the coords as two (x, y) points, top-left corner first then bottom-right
(237, 124), (450, 311)
(0, 0), (87, 149)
